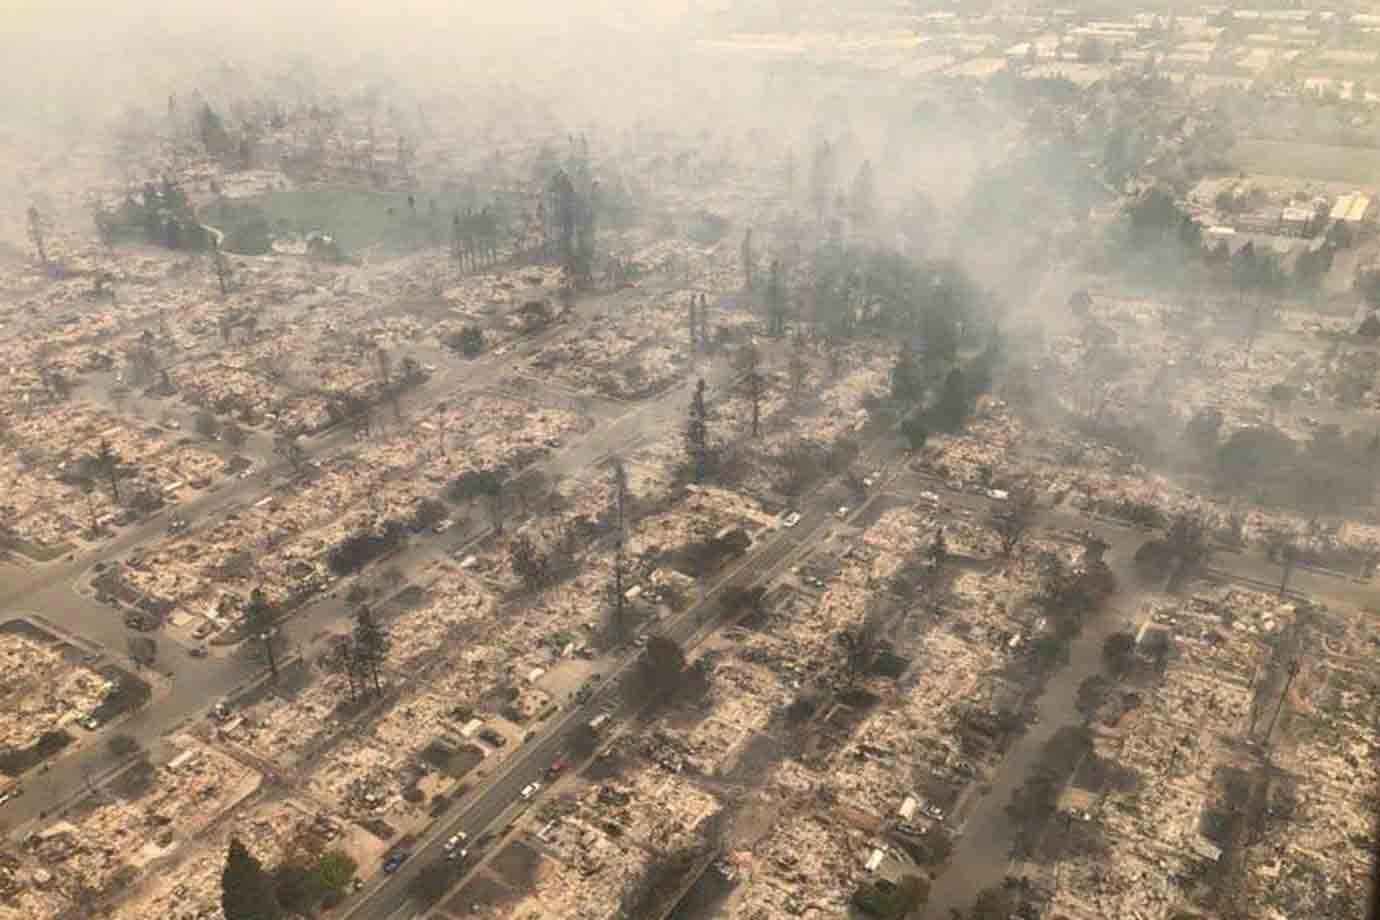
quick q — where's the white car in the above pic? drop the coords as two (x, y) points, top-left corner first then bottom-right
(521, 782), (541, 801)
(919, 490), (940, 504)
(836, 506), (850, 518)
(782, 512), (802, 528)
(986, 489), (1009, 501)
(444, 832), (468, 853)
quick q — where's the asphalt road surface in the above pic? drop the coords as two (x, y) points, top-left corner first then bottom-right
(344, 476), (854, 919)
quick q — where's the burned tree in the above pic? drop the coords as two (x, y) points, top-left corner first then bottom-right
(766, 259), (786, 337)
(332, 634), (362, 705)
(788, 343), (809, 403)
(26, 205), (48, 267)
(741, 228), (755, 291)
(352, 605), (388, 696)
(989, 485), (1037, 558)
(510, 534), (547, 587)
(211, 239), (231, 296)
(609, 457), (631, 640)
(94, 439), (122, 503)
(738, 343), (765, 437)
(1278, 541), (1297, 597)
(374, 346), (392, 386)
(849, 160), (875, 226)
(688, 295), (699, 351)
(685, 378), (710, 483)
(273, 434), (307, 473)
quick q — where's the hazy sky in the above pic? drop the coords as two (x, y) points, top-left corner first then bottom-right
(4, 0), (710, 131)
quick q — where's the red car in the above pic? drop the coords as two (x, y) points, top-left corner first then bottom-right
(546, 756), (571, 778)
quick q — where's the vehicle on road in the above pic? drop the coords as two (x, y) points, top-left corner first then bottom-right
(986, 489), (1009, 501)
(520, 781), (541, 801)
(546, 756), (570, 779)
(382, 851), (410, 873)
(782, 511), (802, 528)
(444, 832), (468, 860)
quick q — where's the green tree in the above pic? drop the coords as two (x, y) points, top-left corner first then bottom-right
(243, 588), (279, 682)
(222, 838), (282, 920)
(312, 850), (357, 900)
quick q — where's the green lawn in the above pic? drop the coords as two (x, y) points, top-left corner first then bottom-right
(1231, 138), (1380, 185)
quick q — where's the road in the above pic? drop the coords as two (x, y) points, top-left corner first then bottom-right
(0, 278), (697, 835)
(879, 472), (1376, 918)
(344, 477), (857, 919)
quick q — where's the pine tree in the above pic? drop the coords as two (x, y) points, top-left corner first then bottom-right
(222, 837), (282, 920)
(244, 589), (279, 682)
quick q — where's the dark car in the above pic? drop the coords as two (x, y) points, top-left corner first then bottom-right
(478, 728), (507, 748)
(382, 851), (410, 874)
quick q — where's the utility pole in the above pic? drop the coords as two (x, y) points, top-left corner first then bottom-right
(610, 457), (628, 640)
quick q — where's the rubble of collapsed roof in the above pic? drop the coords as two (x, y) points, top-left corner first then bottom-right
(8, 7), (1380, 920)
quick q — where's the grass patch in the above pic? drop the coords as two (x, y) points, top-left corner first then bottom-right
(108, 756), (157, 800)
(418, 740), (485, 780)
(488, 840), (544, 891)
(0, 536), (72, 562)
(445, 874), (515, 914)
(1231, 138), (1380, 184)
(0, 730), (72, 777)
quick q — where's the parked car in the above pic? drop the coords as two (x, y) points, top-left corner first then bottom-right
(478, 728), (506, 748)
(782, 511), (802, 528)
(546, 756), (570, 779)
(188, 645), (208, 658)
(80, 716), (101, 731)
(0, 786), (23, 806)
(382, 851), (410, 873)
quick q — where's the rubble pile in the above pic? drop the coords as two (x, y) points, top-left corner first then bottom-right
(110, 798), (318, 920)
(20, 737), (258, 915)
(1038, 588), (1293, 919)
(498, 818), (646, 920)
(0, 634), (113, 749)
(0, 404), (219, 546)
(307, 737), (404, 821)
(526, 299), (697, 399)
(923, 400), (1026, 484)
(719, 812), (857, 918)
(1236, 602), (1378, 919)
